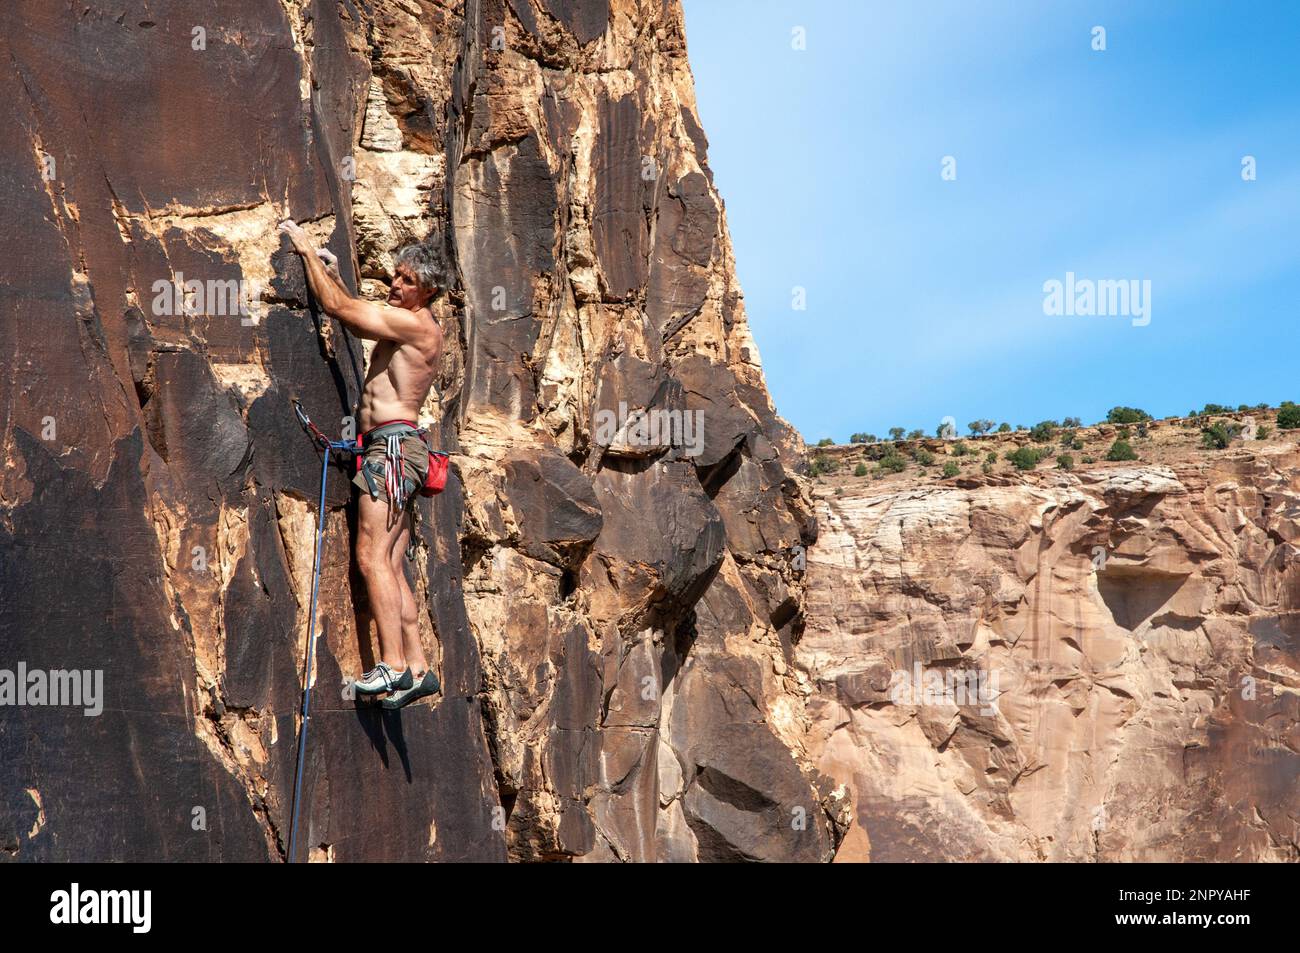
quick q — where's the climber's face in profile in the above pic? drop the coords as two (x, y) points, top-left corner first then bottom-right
(387, 264), (435, 311)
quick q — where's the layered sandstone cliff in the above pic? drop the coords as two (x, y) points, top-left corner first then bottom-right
(804, 434), (1300, 861)
(1, 0), (837, 862)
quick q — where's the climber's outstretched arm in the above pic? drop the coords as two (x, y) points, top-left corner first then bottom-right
(279, 219), (426, 344)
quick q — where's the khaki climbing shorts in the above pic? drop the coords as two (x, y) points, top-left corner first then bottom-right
(352, 422), (430, 506)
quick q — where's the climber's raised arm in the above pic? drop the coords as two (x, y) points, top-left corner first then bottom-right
(279, 219), (430, 343)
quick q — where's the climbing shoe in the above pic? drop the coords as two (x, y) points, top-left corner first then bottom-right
(353, 662), (413, 696)
(381, 670), (441, 710)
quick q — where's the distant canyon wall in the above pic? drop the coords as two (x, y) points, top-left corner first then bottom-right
(803, 453), (1300, 861)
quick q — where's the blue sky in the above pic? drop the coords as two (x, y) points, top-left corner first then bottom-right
(681, 0), (1300, 442)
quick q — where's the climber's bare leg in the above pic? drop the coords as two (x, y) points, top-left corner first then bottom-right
(356, 493), (408, 671)
(389, 516), (428, 676)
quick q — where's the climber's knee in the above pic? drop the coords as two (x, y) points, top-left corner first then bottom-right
(365, 535), (399, 580)
(355, 540), (377, 581)
(355, 527), (389, 583)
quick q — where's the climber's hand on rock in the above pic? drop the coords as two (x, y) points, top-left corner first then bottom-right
(317, 247), (342, 281)
(278, 219), (312, 254)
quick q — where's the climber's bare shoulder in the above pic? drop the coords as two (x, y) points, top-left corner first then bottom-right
(388, 306), (442, 384)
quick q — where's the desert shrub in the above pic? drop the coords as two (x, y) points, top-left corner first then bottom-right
(1029, 420), (1059, 443)
(853, 462), (868, 477)
(817, 438), (834, 447)
(1006, 446), (1046, 471)
(1200, 423), (1226, 449)
(808, 454), (833, 476)
(1062, 417), (1082, 428)
(889, 427), (906, 442)
(877, 452), (908, 474)
(1200, 421), (1241, 449)
(1277, 402), (1300, 430)
(913, 449), (935, 467)
(952, 441), (969, 457)
(1057, 454), (1074, 470)
(1106, 406), (1150, 424)
(850, 433), (877, 444)
(1082, 455), (1096, 464)
(1201, 403), (1232, 416)
(997, 423), (1011, 433)
(986, 450), (998, 464)
(942, 461), (960, 478)
(1106, 439), (1138, 461)
(1257, 424), (1272, 440)
(907, 429), (925, 441)
(982, 462), (994, 476)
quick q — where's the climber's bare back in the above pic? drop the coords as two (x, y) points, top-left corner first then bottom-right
(358, 315), (442, 431)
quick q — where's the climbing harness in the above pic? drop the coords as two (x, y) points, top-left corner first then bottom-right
(355, 420), (449, 504)
(353, 420), (449, 561)
(286, 399), (356, 864)
(354, 422), (420, 516)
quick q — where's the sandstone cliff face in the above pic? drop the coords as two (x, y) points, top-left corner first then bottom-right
(0, 1), (836, 862)
(804, 450), (1300, 861)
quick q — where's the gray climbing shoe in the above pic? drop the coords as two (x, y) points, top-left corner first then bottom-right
(381, 670), (441, 710)
(353, 662), (413, 696)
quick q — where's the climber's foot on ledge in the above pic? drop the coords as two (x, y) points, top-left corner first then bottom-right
(353, 661), (412, 696)
(381, 670), (441, 710)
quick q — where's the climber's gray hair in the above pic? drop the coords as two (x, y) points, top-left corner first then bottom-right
(392, 242), (447, 295)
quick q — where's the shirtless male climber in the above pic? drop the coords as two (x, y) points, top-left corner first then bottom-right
(279, 219), (444, 709)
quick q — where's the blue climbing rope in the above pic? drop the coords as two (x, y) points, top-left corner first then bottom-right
(287, 400), (356, 863)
